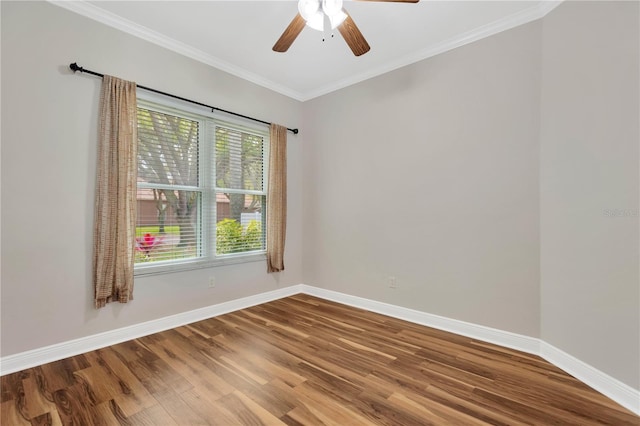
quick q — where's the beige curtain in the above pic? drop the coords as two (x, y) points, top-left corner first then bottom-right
(267, 124), (287, 272)
(93, 76), (138, 308)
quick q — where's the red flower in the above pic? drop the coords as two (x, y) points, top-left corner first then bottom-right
(135, 233), (164, 256)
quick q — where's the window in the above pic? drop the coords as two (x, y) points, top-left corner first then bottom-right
(135, 98), (267, 274)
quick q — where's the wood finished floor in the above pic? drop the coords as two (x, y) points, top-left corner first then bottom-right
(1, 295), (638, 425)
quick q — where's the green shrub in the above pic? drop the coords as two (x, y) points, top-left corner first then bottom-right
(244, 220), (263, 251)
(216, 219), (262, 255)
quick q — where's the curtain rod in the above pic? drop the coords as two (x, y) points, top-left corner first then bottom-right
(69, 62), (299, 135)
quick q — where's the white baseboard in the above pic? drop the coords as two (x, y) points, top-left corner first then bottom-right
(0, 284), (303, 376)
(540, 341), (640, 415)
(1, 283), (637, 416)
(300, 285), (639, 416)
(299, 285), (541, 355)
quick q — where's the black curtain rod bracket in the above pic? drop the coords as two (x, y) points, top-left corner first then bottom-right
(69, 62), (299, 135)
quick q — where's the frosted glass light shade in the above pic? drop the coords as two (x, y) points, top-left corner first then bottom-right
(297, 0), (319, 20)
(298, 0), (347, 32)
(328, 10), (347, 29)
(322, 0), (343, 16)
(306, 11), (325, 31)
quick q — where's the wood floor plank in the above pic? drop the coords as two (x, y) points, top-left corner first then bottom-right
(1, 399), (31, 425)
(73, 366), (122, 406)
(96, 348), (158, 417)
(283, 404), (328, 426)
(1, 374), (17, 403)
(212, 390), (282, 426)
(22, 375), (58, 421)
(51, 382), (101, 426)
(152, 388), (210, 425)
(29, 411), (64, 426)
(179, 387), (245, 426)
(93, 399), (130, 426)
(2, 294), (638, 425)
(123, 403), (179, 426)
(230, 389), (288, 425)
(144, 338), (234, 398)
(2, 371), (30, 422)
(291, 381), (373, 426)
(421, 383), (535, 425)
(240, 379), (299, 419)
(351, 390), (429, 426)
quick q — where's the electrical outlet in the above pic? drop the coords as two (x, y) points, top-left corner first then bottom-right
(209, 276), (216, 288)
(388, 276), (397, 289)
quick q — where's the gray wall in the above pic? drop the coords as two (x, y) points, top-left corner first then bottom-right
(1, 1), (304, 356)
(302, 21), (542, 337)
(540, 1), (640, 389)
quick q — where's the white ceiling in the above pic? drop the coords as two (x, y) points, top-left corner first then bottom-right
(52, 1), (561, 101)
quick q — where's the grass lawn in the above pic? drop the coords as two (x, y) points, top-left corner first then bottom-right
(136, 225), (180, 237)
(135, 225), (195, 263)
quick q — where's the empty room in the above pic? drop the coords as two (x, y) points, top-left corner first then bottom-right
(1, 0), (638, 424)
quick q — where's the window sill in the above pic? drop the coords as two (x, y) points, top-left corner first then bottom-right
(134, 252), (267, 277)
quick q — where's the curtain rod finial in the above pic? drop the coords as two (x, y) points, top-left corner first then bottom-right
(292, 128), (299, 135)
(69, 62), (82, 73)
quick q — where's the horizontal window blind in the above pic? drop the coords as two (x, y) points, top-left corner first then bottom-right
(214, 125), (266, 255)
(135, 101), (267, 270)
(136, 108), (201, 264)
(137, 108), (199, 186)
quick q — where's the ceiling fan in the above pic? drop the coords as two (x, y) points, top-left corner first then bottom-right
(273, 0), (419, 57)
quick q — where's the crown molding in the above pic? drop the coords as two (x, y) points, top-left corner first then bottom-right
(48, 0), (562, 101)
(47, 0), (307, 101)
(302, 0), (563, 100)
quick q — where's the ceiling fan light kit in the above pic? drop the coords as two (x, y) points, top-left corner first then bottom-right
(298, 0), (347, 31)
(273, 0), (419, 57)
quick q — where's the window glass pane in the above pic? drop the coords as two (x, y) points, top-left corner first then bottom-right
(136, 189), (200, 263)
(138, 108), (199, 187)
(215, 126), (264, 191)
(216, 193), (265, 255)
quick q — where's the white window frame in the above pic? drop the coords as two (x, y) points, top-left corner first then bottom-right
(134, 91), (268, 277)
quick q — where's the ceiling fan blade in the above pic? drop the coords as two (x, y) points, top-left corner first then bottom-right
(337, 11), (371, 56)
(273, 13), (306, 52)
